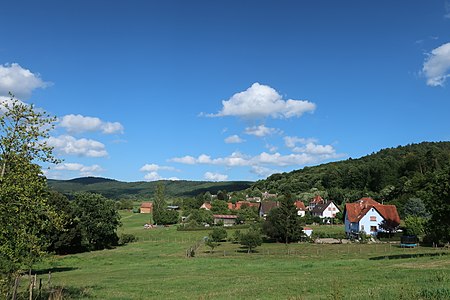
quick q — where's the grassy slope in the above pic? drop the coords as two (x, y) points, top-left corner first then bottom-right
(35, 212), (450, 299)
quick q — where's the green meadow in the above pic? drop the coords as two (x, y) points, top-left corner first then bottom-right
(32, 212), (450, 299)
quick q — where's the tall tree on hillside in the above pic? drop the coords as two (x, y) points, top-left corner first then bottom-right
(0, 95), (61, 296)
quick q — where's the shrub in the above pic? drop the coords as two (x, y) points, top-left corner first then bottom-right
(118, 233), (138, 245)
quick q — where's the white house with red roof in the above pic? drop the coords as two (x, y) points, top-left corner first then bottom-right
(344, 197), (400, 237)
(294, 200), (307, 217)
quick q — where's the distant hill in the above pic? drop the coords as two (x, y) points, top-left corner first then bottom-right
(47, 177), (253, 200)
(253, 141), (450, 211)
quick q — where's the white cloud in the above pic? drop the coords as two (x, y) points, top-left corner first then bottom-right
(140, 163), (176, 172)
(143, 171), (179, 181)
(47, 135), (108, 157)
(171, 149), (342, 168)
(59, 114), (124, 134)
(224, 135), (245, 144)
(207, 82), (316, 119)
(144, 171), (162, 181)
(422, 42), (450, 86)
(284, 136), (317, 148)
(0, 63), (51, 99)
(265, 144), (278, 153)
(250, 166), (280, 178)
(171, 152), (250, 167)
(171, 155), (197, 164)
(204, 172), (228, 181)
(284, 136), (337, 155)
(294, 143), (336, 155)
(54, 163), (103, 176)
(245, 125), (281, 137)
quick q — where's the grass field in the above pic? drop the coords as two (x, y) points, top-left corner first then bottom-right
(29, 212), (450, 299)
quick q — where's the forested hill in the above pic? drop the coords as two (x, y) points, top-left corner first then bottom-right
(253, 141), (450, 210)
(47, 177), (253, 200)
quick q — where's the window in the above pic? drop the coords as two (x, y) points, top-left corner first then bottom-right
(370, 216), (376, 222)
(370, 226), (377, 232)
(332, 207), (336, 211)
(328, 207), (332, 211)
(361, 225), (365, 231)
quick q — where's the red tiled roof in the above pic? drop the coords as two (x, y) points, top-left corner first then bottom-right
(140, 202), (153, 208)
(310, 195), (324, 204)
(345, 198), (400, 225)
(294, 201), (306, 210)
(227, 202), (235, 210)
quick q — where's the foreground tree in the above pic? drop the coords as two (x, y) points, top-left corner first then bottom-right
(152, 183), (179, 225)
(424, 167), (450, 244)
(263, 195), (304, 243)
(0, 95), (61, 296)
(240, 230), (262, 253)
(73, 192), (121, 251)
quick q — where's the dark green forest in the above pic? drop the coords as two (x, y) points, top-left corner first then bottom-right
(48, 177), (253, 199)
(253, 141), (450, 214)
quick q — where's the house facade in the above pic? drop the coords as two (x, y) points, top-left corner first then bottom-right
(140, 202), (153, 214)
(311, 201), (340, 218)
(344, 198), (400, 237)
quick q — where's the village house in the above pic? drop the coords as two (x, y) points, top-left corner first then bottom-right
(308, 195), (325, 211)
(258, 201), (279, 219)
(311, 200), (340, 218)
(200, 202), (212, 210)
(213, 214), (238, 226)
(344, 197), (400, 237)
(294, 200), (307, 217)
(140, 202), (153, 214)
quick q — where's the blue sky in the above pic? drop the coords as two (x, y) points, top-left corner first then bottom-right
(1, 0), (449, 182)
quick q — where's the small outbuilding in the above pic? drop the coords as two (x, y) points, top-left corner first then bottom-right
(213, 214), (238, 226)
(140, 202), (153, 214)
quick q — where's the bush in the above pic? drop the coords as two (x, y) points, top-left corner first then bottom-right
(118, 233), (138, 245)
(210, 227), (227, 242)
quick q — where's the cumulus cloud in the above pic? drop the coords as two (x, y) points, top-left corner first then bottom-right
(284, 136), (336, 155)
(422, 42), (450, 86)
(224, 135), (245, 144)
(0, 63), (51, 99)
(140, 163), (180, 181)
(204, 172), (228, 181)
(284, 136), (317, 148)
(207, 82), (316, 119)
(140, 163), (177, 172)
(54, 163), (103, 176)
(250, 166), (280, 177)
(171, 152), (250, 167)
(143, 171), (180, 181)
(47, 135), (108, 157)
(171, 149), (342, 168)
(59, 114), (124, 134)
(245, 125), (281, 137)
